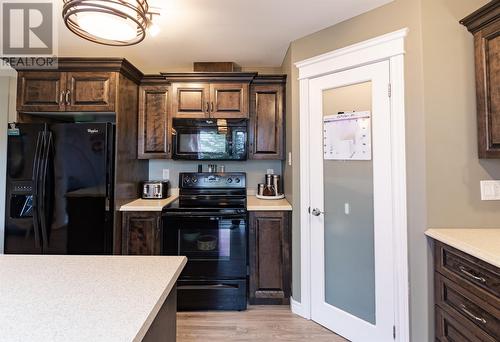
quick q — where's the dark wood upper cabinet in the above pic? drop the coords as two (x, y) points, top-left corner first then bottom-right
(122, 211), (162, 255)
(17, 71), (66, 112)
(249, 82), (285, 160)
(461, 2), (500, 158)
(18, 71), (117, 112)
(138, 85), (171, 159)
(210, 83), (249, 118)
(172, 83), (210, 118)
(249, 211), (291, 305)
(66, 72), (116, 112)
(15, 58), (142, 114)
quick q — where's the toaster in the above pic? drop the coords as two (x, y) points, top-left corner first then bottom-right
(142, 181), (170, 199)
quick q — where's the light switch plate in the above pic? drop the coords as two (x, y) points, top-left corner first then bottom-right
(162, 169), (170, 180)
(480, 180), (500, 200)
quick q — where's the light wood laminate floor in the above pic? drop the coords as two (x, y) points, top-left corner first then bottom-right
(177, 305), (348, 342)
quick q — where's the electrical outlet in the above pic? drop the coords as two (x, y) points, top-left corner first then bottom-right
(480, 180), (500, 200)
(162, 169), (170, 180)
(266, 169), (274, 175)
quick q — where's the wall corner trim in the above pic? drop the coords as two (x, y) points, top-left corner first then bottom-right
(295, 28), (409, 80)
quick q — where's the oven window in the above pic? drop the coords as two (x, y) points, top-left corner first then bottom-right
(178, 132), (227, 154)
(171, 217), (246, 261)
(180, 228), (231, 260)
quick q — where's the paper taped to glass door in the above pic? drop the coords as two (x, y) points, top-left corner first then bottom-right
(323, 111), (372, 160)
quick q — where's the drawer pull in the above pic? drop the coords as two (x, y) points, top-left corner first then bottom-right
(459, 266), (486, 283)
(459, 304), (487, 324)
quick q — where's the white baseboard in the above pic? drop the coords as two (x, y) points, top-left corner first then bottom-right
(290, 297), (308, 319)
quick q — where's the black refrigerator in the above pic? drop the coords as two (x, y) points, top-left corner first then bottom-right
(5, 123), (115, 254)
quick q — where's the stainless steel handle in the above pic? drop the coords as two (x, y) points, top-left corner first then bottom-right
(65, 90), (71, 105)
(311, 208), (323, 216)
(459, 304), (486, 324)
(459, 266), (486, 283)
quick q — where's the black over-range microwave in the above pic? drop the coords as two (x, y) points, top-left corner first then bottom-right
(172, 118), (247, 160)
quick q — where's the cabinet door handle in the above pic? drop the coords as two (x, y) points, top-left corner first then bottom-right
(65, 90), (71, 105)
(59, 91), (64, 104)
(459, 304), (486, 324)
(210, 101), (214, 113)
(205, 101), (210, 114)
(459, 266), (486, 283)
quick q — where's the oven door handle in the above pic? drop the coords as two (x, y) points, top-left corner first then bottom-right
(162, 212), (246, 219)
(177, 284), (240, 290)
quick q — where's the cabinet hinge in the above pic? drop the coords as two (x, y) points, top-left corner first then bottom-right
(393, 325), (396, 339)
(388, 83), (392, 98)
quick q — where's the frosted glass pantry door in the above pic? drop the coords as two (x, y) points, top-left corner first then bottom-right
(309, 61), (395, 342)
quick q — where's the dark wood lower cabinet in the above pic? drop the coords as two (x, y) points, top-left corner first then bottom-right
(433, 241), (500, 342)
(248, 211), (291, 305)
(122, 211), (162, 255)
(143, 286), (177, 342)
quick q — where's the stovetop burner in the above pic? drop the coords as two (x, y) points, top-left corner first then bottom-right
(165, 172), (247, 213)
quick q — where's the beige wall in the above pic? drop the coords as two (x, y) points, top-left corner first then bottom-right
(282, 0), (497, 340)
(422, 0), (497, 228)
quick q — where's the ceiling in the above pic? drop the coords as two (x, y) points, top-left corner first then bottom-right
(57, 0), (393, 73)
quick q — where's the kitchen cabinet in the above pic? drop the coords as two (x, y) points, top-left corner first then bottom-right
(172, 82), (248, 118)
(461, 2), (500, 158)
(121, 211), (162, 255)
(433, 241), (499, 341)
(17, 72), (65, 112)
(172, 83), (210, 118)
(17, 71), (117, 112)
(248, 210), (291, 305)
(65, 72), (116, 111)
(249, 76), (286, 160)
(209, 83), (249, 118)
(138, 85), (171, 159)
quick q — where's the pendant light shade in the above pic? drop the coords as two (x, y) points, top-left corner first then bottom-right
(62, 0), (153, 46)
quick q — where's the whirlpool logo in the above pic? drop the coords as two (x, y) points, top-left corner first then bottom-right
(87, 129), (99, 134)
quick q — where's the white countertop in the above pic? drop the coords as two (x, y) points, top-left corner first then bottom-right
(119, 195), (292, 212)
(119, 195), (178, 211)
(247, 195), (292, 211)
(425, 228), (500, 268)
(0, 255), (187, 342)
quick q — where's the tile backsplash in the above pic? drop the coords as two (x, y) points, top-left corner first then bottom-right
(149, 160), (283, 191)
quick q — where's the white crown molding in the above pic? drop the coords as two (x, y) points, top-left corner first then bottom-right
(295, 28), (409, 80)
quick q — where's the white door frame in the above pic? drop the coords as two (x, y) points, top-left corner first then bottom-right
(293, 28), (409, 342)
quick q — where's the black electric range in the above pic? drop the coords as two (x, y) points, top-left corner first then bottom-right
(162, 172), (247, 311)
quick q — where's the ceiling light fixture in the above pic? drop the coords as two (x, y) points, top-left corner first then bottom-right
(62, 0), (160, 46)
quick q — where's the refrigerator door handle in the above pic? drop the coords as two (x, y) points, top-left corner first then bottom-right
(32, 132), (43, 249)
(39, 131), (52, 250)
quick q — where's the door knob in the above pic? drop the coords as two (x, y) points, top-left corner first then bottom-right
(311, 208), (323, 216)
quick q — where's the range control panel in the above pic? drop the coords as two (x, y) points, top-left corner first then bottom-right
(180, 172), (246, 189)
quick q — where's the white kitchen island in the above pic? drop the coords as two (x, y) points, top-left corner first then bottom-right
(0, 255), (187, 342)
